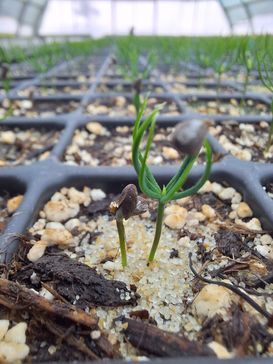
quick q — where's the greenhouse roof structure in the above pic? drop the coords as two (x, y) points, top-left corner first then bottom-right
(0, 0), (272, 37)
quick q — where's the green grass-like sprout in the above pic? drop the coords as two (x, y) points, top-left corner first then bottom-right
(257, 51), (273, 152)
(237, 36), (255, 112)
(132, 98), (212, 263)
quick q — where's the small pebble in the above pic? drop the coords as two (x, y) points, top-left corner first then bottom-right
(90, 330), (101, 340)
(201, 204), (216, 219)
(229, 211), (237, 220)
(218, 187), (236, 200)
(256, 245), (273, 259)
(0, 321), (9, 341)
(41, 227), (73, 246)
(116, 126), (129, 134)
(115, 96), (126, 108)
(68, 187), (89, 204)
(208, 341), (234, 359)
(244, 218), (262, 231)
(27, 240), (48, 262)
(44, 200), (79, 222)
(86, 122), (107, 136)
(231, 192), (242, 204)
(164, 213), (186, 229)
(48, 345), (57, 355)
(193, 284), (238, 320)
(211, 182), (223, 195)
(236, 202), (253, 218)
(198, 181), (212, 193)
(65, 218), (82, 232)
(20, 100), (33, 109)
(90, 189), (106, 201)
(0, 131), (16, 144)
(46, 221), (65, 229)
(4, 322), (27, 344)
(236, 149), (252, 161)
(7, 195), (23, 214)
(152, 155), (163, 164)
(39, 288), (54, 301)
(0, 342), (29, 363)
(165, 205), (187, 217)
(162, 146), (179, 160)
(260, 234), (273, 245)
(260, 121), (268, 128)
(177, 236), (190, 248)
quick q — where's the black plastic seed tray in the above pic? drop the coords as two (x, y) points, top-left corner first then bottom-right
(1, 52), (273, 362)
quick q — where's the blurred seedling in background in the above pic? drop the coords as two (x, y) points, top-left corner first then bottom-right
(257, 46), (273, 152)
(0, 46), (12, 94)
(210, 41), (236, 108)
(116, 38), (157, 114)
(110, 98), (212, 267)
(237, 36), (255, 112)
(0, 46), (14, 121)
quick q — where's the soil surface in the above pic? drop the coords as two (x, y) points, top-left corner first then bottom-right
(95, 83), (164, 94)
(85, 96), (180, 117)
(186, 97), (269, 116)
(158, 71), (258, 84)
(209, 121), (273, 162)
(0, 98), (80, 118)
(2, 182), (273, 362)
(0, 126), (60, 166)
(64, 124), (216, 167)
(17, 84), (89, 97)
(169, 83), (236, 94)
(246, 84), (270, 94)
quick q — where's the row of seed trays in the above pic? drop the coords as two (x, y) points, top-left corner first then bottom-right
(0, 35), (273, 363)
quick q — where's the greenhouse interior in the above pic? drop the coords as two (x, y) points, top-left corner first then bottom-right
(1, 0), (273, 363)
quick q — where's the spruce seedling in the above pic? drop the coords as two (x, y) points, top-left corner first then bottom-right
(110, 184), (148, 267)
(0, 46), (11, 94)
(132, 99), (212, 263)
(257, 51), (273, 152)
(116, 39), (156, 115)
(238, 37), (255, 112)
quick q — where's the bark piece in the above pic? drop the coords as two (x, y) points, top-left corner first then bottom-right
(0, 278), (97, 328)
(121, 318), (214, 357)
(15, 254), (138, 308)
(40, 317), (99, 360)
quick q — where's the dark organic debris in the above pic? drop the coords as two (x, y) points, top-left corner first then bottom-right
(83, 195), (114, 217)
(196, 242), (212, 264)
(189, 253), (273, 323)
(170, 248), (179, 259)
(129, 309), (150, 320)
(14, 254), (139, 309)
(120, 318), (215, 357)
(251, 271), (273, 289)
(200, 306), (273, 356)
(0, 278), (120, 360)
(182, 192), (231, 219)
(0, 277), (97, 327)
(214, 229), (243, 258)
